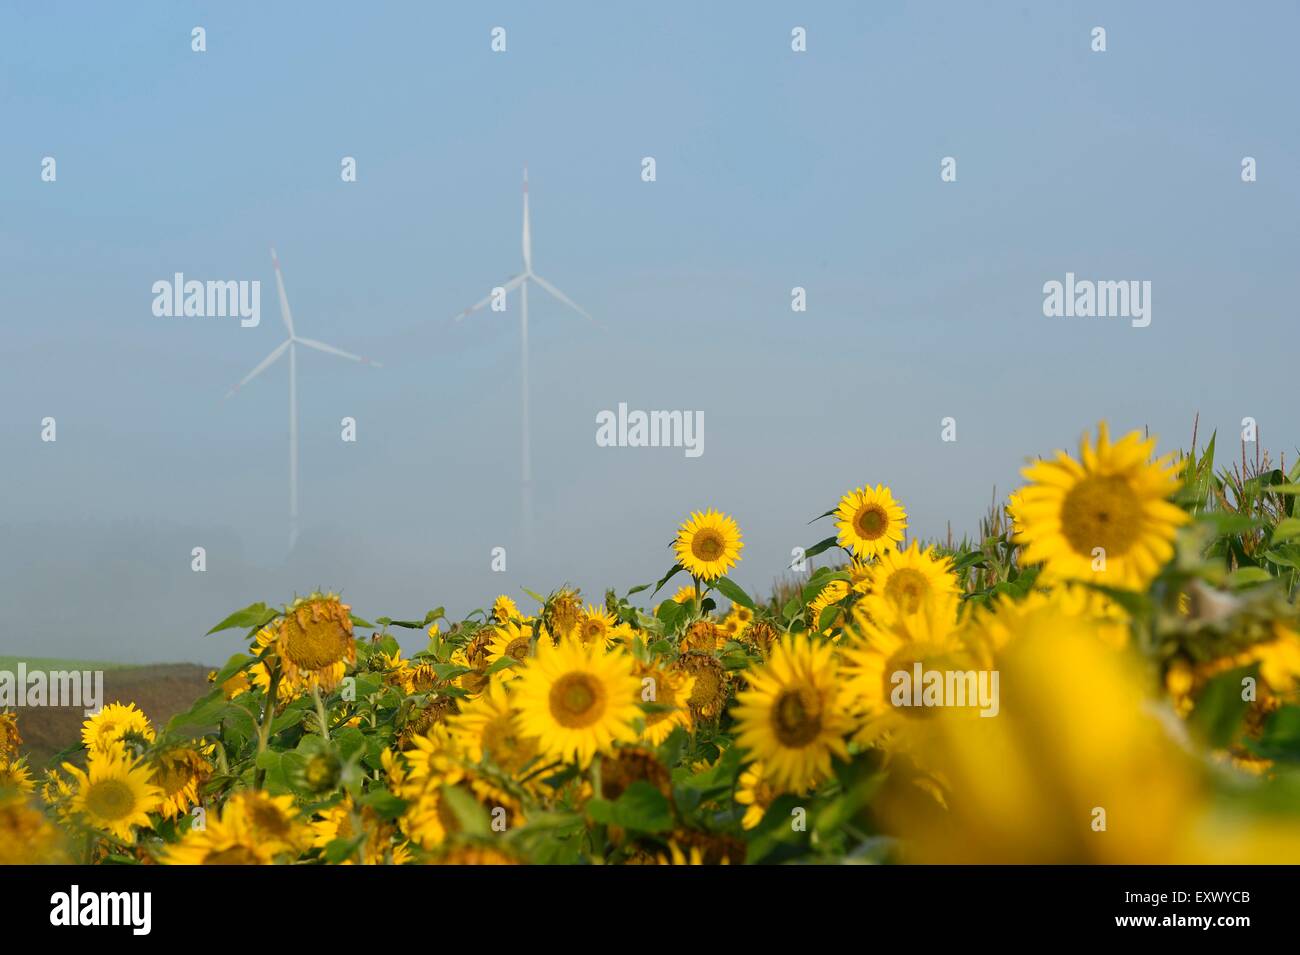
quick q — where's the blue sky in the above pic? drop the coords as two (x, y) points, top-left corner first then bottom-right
(2, 1), (1297, 663)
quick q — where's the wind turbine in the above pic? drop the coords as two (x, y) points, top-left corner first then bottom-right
(225, 248), (381, 549)
(452, 167), (594, 538)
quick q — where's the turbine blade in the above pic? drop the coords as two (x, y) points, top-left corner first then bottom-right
(270, 248), (295, 337)
(295, 337), (381, 367)
(530, 273), (593, 323)
(225, 339), (291, 398)
(453, 274), (525, 322)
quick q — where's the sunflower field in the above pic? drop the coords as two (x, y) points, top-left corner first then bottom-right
(6, 420), (1300, 865)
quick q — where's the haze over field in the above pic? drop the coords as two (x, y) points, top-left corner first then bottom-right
(2, 1), (1298, 664)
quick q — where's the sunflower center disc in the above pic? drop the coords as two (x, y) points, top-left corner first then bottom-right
(771, 685), (823, 747)
(884, 568), (929, 614)
(692, 530), (725, 562)
(549, 672), (606, 728)
(86, 779), (135, 820)
(1060, 475), (1142, 558)
(855, 505), (888, 540)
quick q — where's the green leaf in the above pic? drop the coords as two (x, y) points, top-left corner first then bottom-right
(1227, 566), (1275, 588)
(712, 576), (755, 611)
(1272, 517), (1300, 544)
(357, 789), (408, 820)
(650, 563), (686, 598)
(802, 535), (841, 561)
(440, 784), (490, 836)
(206, 602), (277, 635)
(598, 781), (673, 833)
(1188, 664), (1257, 748)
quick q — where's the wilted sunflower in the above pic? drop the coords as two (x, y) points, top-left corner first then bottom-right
(600, 747), (673, 801)
(745, 619), (780, 659)
(674, 509), (744, 581)
(263, 592), (357, 691)
(81, 702), (156, 755)
(861, 541), (959, 622)
(0, 712), (21, 762)
(735, 761), (778, 830)
(449, 680), (541, 777)
(680, 619), (722, 653)
(545, 589), (583, 643)
(834, 484), (907, 559)
(147, 746), (212, 820)
(733, 635), (853, 793)
(634, 661), (695, 746)
(1014, 422), (1187, 590)
(64, 747), (163, 842)
(675, 651), (729, 720)
(513, 637), (641, 766)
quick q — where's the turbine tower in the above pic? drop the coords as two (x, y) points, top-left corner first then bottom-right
(226, 248), (381, 549)
(453, 167), (593, 540)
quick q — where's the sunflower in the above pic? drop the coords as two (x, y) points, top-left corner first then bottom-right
(861, 542), (959, 622)
(576, 605), (618, 648)
(680, 619), (722, 653)
(312, 795), (409, 863)
(430, 845), (519, 865)
(600, 747), (673, 801)
(970, 585), (1130, 654)
(745, 619), (780, 659)
(485, 620), (538, 680)
(671, 585), (696, 604)
(64, 747), (162, 842)
(0, 793), (68, 864)
(834, 485), (907, 559)
(449, 680), (541, 777)
(162, 805), (273, 865)
(512, 637), (641, 766)
(544, 589), (583, 642)
(841, 591), (980, 752)
(0, 758), (34, 795)
(0, 712), (21, 762)
(148, 746), (212, 820)
(491, 594), (521, 623)
(674, 509), (744, 581)
(1013, 422), (1187, 590)
(807, 579), (851, 632)
(81, 702), (155, 754)
(231, 789), (311, 855)
(674, 651), (729, 720)
(264, 592), (357, 691)
(634, 661), (695, 746)
(734, 636), (853, 793)
(736, 761), (778, 830)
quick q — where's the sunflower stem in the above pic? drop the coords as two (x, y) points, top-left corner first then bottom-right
(254, 659), (283, 788)
(311, 684), (331, 740)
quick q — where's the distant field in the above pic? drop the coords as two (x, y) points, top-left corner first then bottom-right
(2, 658), (210, 767)
(0, 655), (136, 672)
